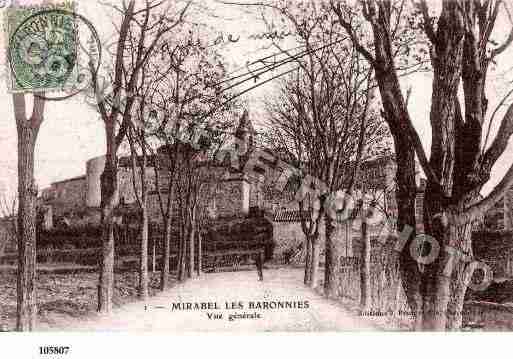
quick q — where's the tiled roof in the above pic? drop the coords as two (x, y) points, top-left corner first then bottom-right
(273, 209), (311, 222)
(273, 204), (366, 223)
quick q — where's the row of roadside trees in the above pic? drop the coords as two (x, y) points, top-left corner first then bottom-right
(10, 0), (513, 332)
(241, 0), (513, 331)
(9, 0), (240, 330)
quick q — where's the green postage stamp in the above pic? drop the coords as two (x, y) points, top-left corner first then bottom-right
(5, 1), (78, 93)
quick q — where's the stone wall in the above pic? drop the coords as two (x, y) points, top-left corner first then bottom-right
(147, 192), (181, 223)
(464, 301), (513, 330)
(0, 219), (16, 255)
(482, 187), (513, 231)
(337, 240), (410, 315)
(215, 178), (249, 218)
(472, 230), (513, 279)
(250, 181), (297, 213)
(46, 177), (87, 216)
(117, 167), (158, 205)
(271, 217), (380, 262)
(504, 187), (513, 230)
(39, 153), (442, 264)
(84, 155), (160, 209)
(271, 221), (313, 261)
(143, 173), (250, 223)
(45, 167), (155, 217)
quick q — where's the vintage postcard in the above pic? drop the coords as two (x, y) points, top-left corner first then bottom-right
(2, 0), (513, 345)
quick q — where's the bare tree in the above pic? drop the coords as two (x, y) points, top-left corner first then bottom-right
(89, 0), (191, 312)
(144, 24), (236, 288)
(355, 88), (412, 311)
(126, 122), (150, 299)
(123, 34), (185, 299)
(175, 149), (203, 281)
(333, 0), (513, 330)
(353, 170), (397, 309)
(264, 65), (383, 294)
(9, 91), (45, 331)
(180, 132), (229, 281)
(174, 149), (197, 281)
(262, 2), (388, 296)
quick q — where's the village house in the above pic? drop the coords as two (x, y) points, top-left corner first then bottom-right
(33, 110), (426, 261)
(32, 110), (511, 268)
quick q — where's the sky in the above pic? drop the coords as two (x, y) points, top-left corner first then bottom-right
(1, 0), (513, 203)
(0, 0), (276, 200)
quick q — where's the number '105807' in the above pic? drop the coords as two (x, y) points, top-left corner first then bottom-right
(39, 346), (70, 355)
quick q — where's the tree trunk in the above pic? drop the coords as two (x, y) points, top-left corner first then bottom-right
(420, 199), (455, 331)
(196, 231), (202, 277)
(393, 275), (402, 318)
(98, 212), (115, 314)
(420, 187), (453, 331)
(152, 226), (156, 273)
(387, 124), (423, 330)
(97, 117), (121, 314)
(304, 238), (312, 285)
(324, 216), (339, 298)
(187, 205), (196, 278)
(98, 155), (118, 313)
(420, 5), (467, 331)
(138, 205), (149, 300)
(160, 216), (172, 290)
(422, 222), (451, 331)
(179, 233), (187, 281)
(447, 224), (474, 330)
(447, 263), (472, 330)
(187, 222), (195, 278)
(178, 218), (187, 282)
(177, 221), (183, 281)
(421, 208), (475, 331)
(360, 221), (371, 310)
(16, 124), (38, 331)
(310, 238), (321, 289)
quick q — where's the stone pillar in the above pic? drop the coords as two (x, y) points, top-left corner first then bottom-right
(86, 155), (106, 208)
(241, 180), (250, 215)
(41, 205), (53, 230)
(504, 187), (513, 230)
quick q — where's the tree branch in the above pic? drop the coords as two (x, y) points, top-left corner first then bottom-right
(481, 100), (513, 175)
(30, 92), (45, 129)
(332, 2), (377, 67)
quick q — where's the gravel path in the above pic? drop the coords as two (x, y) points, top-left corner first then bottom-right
(56, 268), (377, 332)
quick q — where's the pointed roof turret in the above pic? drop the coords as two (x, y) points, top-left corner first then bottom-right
(235, 109), (256, 140)
(234, 109), (256, 157)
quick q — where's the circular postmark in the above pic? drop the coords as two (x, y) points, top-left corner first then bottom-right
(7, 7), (101, 101)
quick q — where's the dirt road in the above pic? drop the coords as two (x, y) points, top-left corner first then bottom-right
(56, 268), (378, 331)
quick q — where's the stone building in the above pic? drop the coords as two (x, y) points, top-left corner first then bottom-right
(483, 187), (513, 231)
(0, 216), (16, 255)
(36, 109), (511, 264)
(40, 176), (87, 217)
(268, 155), (427, 260)
(36, 109), (426, 260)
